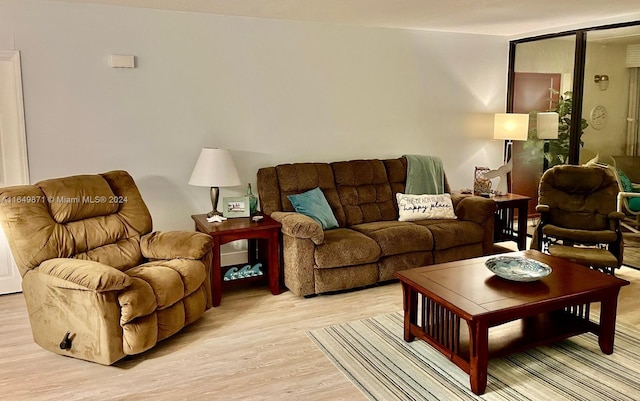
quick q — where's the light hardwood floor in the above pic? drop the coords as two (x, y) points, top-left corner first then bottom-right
(1, 261), (639, 401)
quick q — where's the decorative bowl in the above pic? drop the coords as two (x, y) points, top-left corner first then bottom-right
(485, 256), (552, 282)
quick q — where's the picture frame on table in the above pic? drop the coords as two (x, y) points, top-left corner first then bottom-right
(222, 196), (250, 218)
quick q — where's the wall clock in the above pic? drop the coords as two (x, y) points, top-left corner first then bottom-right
(590, 105), (607, 130)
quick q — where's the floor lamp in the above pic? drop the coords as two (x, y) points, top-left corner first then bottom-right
(536, 112), (560, 171)
(487, 113), (530, 195)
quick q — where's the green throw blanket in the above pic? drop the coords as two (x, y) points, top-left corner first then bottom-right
(404, 154), (445, 194)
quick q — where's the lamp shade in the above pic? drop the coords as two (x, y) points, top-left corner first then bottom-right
(493, 113), (529, 141)
(188, 148), (241, 187)
(537, 112), (559, 139)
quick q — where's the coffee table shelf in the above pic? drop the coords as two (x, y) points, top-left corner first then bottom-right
(414, 302), (597, 363)
(485, 310), (596, 357)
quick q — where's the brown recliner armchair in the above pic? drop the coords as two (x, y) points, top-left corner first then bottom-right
(531, 164), (625, 275)
(0, 170), (213, 365)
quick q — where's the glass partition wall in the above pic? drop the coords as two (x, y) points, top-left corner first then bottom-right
(581, 25), (640, 164)
(508, 21), (640, 217)
(510, 35), (576, 216)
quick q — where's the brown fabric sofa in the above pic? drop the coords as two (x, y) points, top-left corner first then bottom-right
(257, 157), (497, 297)
(0, 171), (213, 365)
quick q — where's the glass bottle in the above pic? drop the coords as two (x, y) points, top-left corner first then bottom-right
(246, 183), (258, 216)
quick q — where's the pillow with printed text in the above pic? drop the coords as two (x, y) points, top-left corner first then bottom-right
(396, 193), (457, 221)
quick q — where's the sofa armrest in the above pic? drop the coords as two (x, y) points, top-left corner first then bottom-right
(38, 258), (131, 292)
(140, 231), (213, 260)
(452, 195), (497, 224)
(269, 211), (291, 223)
(272, 211), (324, 245)
(536, 204), (550, 214)
(450, 194), (496, 255)
(608, 211), (626, 221)
(608, 211), (626, 232)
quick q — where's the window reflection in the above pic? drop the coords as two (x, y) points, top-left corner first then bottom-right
(508, 22), (640, 219)
(511, 36), (576, 217)
(581, 26), (640, 164)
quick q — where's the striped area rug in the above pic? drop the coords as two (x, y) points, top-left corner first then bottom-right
(307, 312), (640, 401)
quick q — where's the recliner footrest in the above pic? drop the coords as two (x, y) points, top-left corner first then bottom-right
(548, 244), (618, 268)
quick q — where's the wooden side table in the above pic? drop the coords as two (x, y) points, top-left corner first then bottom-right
(492, 193), (531, 250)
(192, 214), (282, 307)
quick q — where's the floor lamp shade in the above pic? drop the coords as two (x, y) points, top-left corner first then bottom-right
(189, 148), (241, 217)
(490, 113), (529, 195)
(493, 113), (530, 141)
(537, 112), (559, 139)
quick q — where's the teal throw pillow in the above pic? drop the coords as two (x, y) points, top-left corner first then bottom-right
(287, 187), (339, 230)
(618, 169), (634, 192)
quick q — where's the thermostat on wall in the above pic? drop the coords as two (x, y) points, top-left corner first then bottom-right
(109, 54), (135, 68)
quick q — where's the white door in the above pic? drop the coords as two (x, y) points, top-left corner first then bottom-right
(0, 50), (29, 294)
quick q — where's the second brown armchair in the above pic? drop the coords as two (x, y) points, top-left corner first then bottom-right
(531, 164), (624, 275)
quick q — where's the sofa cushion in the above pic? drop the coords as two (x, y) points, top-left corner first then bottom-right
(314, 228), (381, 269)
(413, 220), (484, 250)
(119, 258), (207, 323)
(378, 252), (433, 281)
(287, 187), (339, 229)
(74, 237), (144, 271)
(351, 221), (434, 256)
(434, 243), (483, 264)
(384, 158), (408, 209)
(314, 263), (379, 293)
(541, 224), (618, 243)
(37, 174), (119, 224)
(274, 163), (346, 226)
(125, 264), (185, 309)
(331, 159), (396, 226)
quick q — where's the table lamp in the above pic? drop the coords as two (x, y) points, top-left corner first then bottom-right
(485, 113), (529, 195)
(189, 148), (241, 219)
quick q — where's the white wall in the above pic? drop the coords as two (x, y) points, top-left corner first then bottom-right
(582, 41), (630, 161)
(0, 0), (507, 231)
(515, 37), (576, 79)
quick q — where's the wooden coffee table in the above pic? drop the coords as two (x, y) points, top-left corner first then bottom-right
(394, 250), (630, 395)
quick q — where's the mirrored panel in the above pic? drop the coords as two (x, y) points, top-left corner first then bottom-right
(512, 35), (576, 216)
(581, 25), (640, 167)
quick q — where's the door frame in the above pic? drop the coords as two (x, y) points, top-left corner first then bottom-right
(0, 50), (29, 294)
(0, 50), (29, 186)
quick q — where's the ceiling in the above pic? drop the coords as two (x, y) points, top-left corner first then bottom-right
(51, 0), (640, 37)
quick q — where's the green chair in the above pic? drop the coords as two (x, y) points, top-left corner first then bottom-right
(608, 163), (640, 233)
